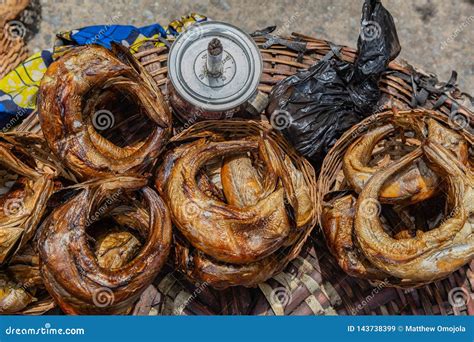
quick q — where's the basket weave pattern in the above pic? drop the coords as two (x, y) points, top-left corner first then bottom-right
(7, 30), (474, 315)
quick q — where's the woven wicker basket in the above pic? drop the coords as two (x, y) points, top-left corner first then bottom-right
(0, 0), (29, 79)
(6, 26), (474, 315)
(316, 108), (474, 314)
(0, 0), (41, 79)
(157, 119), (317, 289)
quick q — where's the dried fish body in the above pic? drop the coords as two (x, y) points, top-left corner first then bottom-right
(0, 276), (36, 314)
(321, 192), (389, 280)
(173, 240), (283, 289)
(95, 231), (142, 270)
(343, 117), (469, 204)
(425, 118), (469, 166)
(354, 143), (474, 282)
(283, 156), (313, 228)
(0, 244), (52, 314)
(221, 154), (264, 207)
(37, 177), (172, 314)
(321, 109), (473, 286)
(0, 134), (58, 265)
(174, 148), (312, 288)
(156, 122), (316, 288)
(38, 44), (172, 180)
(161, 137), (291, 264)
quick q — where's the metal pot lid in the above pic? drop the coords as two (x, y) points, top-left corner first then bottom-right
(168, 21), (262, 112)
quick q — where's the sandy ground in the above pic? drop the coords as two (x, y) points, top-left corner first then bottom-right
(29, 0), (473, 91)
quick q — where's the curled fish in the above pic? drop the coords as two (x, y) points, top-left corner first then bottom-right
(321, 191), (389, 280)
(354, 142), (474, 282)
(38, 44), (172, 180)
(37, 177), (172, 314)
(156, 121), (316, 288)
(161, 137), (291, 264)
(343, 118), (468, 204)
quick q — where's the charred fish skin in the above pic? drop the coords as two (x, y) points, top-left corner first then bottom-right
(354, 143), (473, 282)
(38, 45), (172, 180)
(37, 177), (171, 314)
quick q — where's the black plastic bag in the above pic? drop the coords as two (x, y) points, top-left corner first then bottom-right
(266, 0), (401, 165)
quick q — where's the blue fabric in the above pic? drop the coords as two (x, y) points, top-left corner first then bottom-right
(69, 23), (168, 48)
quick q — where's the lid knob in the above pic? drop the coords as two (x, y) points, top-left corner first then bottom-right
(207, 38), (223, 77)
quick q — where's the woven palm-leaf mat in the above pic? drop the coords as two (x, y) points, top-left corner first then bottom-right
(134, 240), (338, 316)
(0, 0), (41, 78)
(132, 233), (474, 316)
